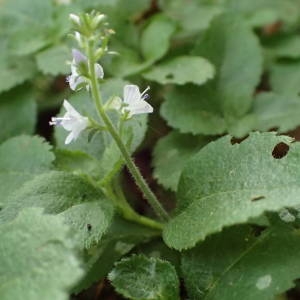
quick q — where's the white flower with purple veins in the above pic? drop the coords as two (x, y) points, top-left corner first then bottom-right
(121, 85), (153, 118)
(67, 49), (104, 91)
(49, 100), (89, 145)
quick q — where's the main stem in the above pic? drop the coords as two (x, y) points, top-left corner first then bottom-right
(87, 43), (169, 222)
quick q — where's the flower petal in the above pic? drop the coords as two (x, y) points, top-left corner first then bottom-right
(95, 63), (104, 79)
(72, 49), (87, 65)
(123, 85), (141, 105)
(128, 100), (153, 116)
(63, 100), (81, 118)
(65, 131), (75, 145)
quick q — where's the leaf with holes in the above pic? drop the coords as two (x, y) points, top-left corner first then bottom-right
(182, 224), (300, 300)
(163, 132), (300, 250)
(109, 255), (180, 300)
(0, 135), (54, 205)
(153, 131), (209, 192)
(143, 56), (215, 85)
(0, 171), (114, 249)
(0, 208), (83, 300)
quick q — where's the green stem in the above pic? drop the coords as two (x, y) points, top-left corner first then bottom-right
(87, 42), (169, 222)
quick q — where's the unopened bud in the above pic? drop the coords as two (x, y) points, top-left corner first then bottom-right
(69, 13), (81, 26)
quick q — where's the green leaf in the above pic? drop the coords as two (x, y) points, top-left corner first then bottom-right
(266, 36), (300, 59)
(159, 0), (223, 35)
(0, 135), (54, 204)
(161, 14), (262, 135)
(1, 171), (114, 249)
(192, 13), (262, 119)
(270, 61), (300, 94)
(54, 149), (100, 176)
(153, 131), (209, 191)
(252, 92), (300, 132)
(160, 85), (227, 135)
(182, 224), (300, 300)
(36, 45), (71, 76)
(143, 56), (215, 85)
(0, 55), (36, 93)
(0, 86), (37, 143)
(0, 0), (54, 55)
(75, 216), (159, 293)
(0, 208), (83, 300)
(163, 132), (300, 250)
(141, 14), (176, 62)
(109, 255), (180, 300)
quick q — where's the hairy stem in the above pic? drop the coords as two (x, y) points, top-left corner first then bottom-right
(87, 42), (169, 222)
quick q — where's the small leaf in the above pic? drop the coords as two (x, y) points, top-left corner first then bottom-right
(163, 132), (300, 250)
(141, 14), (176, 62)
(270, 61), (300, 95)
(182, 224), (300, 300)
(75, 216), (159, 293)
(0, 208), (83, 300)
(153, 131), (209, 191)
(109, 255), (180, 300)
(143, 56), (215, 85)
(36, 45), (71, 76)
(252, 92), (300, 132)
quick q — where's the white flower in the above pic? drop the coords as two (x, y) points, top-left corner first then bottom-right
(121, 85), (153, 118)
(67, 49), (104, 91)
(49, 100), (89, 145)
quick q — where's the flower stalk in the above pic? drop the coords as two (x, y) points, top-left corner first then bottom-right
(87, 40), (169, 222)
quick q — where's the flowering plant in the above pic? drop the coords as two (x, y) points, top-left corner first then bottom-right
(2, 1), (300, 300)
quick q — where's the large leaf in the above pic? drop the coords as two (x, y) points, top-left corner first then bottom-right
(0, 208), (83, 300)
(109, 255), (180, 300)
(0, 87), (37, 143)
(163, 132), (300, 250)
(1, 171), (114, 249)
(143, 56), (215, 86)
(153, 131), (209, 192)
(182, 224), (300, 300)
(0, 135), (54, 204)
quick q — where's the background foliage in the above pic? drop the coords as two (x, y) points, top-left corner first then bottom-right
(2, 0), (300, 299)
